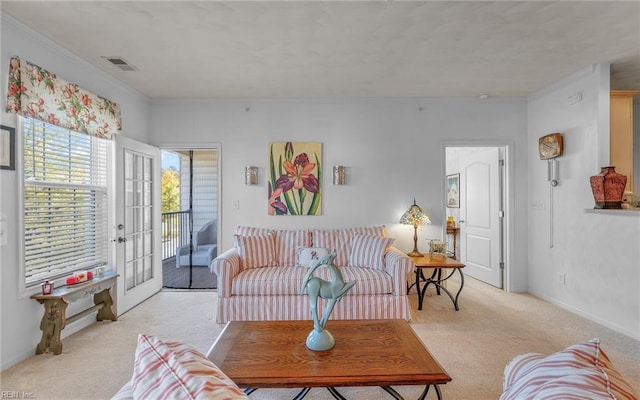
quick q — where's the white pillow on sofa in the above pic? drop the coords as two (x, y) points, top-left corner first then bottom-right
(296, 246), (331, 267)
(500, 338), (637, 400)
(131, 334), (248, 400)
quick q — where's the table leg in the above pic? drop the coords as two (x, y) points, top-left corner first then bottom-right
(419, 384), (443, 400)
(416, 269), (425, 310)
(35, 298), (68, 355)
(326, 387), (347, 400)
(381, 386), (403, 399)
(94, 288), (117, 321)
(429, 269), (464, 311)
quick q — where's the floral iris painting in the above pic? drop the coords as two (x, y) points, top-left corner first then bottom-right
(269, 142), (322, 216)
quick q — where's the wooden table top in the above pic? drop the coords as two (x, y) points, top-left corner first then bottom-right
(410, 256), (465, 269)
(208, 319), (451, 389)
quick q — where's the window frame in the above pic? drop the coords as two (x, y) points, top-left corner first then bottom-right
(18, 117), (114, 297)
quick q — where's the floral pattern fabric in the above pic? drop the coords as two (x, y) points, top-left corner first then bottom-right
(6, 57), (121, 139)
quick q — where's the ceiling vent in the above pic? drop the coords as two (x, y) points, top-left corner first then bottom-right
(102, 56), (137, 71)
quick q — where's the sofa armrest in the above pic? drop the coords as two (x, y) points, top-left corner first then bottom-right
(211, 248), (241, 298)
(384, 247), (414, 295)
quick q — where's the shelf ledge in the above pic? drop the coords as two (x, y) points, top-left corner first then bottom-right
(584, 208), (640, 216)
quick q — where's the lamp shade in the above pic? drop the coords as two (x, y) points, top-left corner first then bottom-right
(399, 200), (431, 227)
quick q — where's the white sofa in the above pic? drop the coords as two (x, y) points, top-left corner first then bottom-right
(211, 226), (413, 324)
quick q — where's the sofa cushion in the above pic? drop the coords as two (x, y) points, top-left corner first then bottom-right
(296, 246), (331, 267)
(232, 265), (393, 296)
(235, 233), (277, 270)
(232, 266), (309, 296)
(500, 338), (637, 400)
(312, 229), (351, 266)
(276, 230), (311, 266)
(348, 234), (395, 271)
(131, 334), (248, 400)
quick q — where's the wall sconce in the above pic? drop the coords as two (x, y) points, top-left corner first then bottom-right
(245, 166), (258, 185)
(333, 166), (346, 185)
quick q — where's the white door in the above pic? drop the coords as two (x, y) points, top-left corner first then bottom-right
(115, 136), (162, 314)
(459, 147), (503, 288)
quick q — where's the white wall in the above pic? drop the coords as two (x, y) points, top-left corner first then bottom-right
(527, 64), (640, 339)
(149, 97), (530, 292)
(0, 16), (151, 369)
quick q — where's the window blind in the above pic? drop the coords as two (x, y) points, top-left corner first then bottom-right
(22, 118), (109, 287)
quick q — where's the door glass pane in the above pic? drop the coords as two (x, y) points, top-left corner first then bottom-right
(143, 182), (151, 205)
(143, 207), (151, 231)
(136, 233), (143, 259)
(136, 260), (144, 284)
(125, 239), (134, 262)
(143, 157), (151, 180)
(144, 232), (152, 256)
(124, 152), (133, 179)
(125, 207), (133, 235)
(126, 261), (135, 290)
(135, 154), (143, 180)
(144, 256), (153, 280)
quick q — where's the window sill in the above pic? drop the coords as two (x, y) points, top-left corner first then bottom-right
(584, 208), (640, 216)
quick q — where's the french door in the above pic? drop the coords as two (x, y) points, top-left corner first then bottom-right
(115, 136), (162, 314)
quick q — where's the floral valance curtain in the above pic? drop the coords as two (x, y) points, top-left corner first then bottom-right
(6, 57), (121, 140)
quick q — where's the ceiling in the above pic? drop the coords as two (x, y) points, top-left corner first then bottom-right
(2, 1), (639, 99)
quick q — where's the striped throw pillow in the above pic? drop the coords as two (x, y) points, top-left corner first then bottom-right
(276, 230), (311, 266)
(235, 233), (276, 270)
(348, 234), (395, 271)
(131, 334), (248, 400)
(235, 226), (274, 237)
(312, 230), (351, 267)
(349, 225), (387, 237)
(501, 338), (638, 400)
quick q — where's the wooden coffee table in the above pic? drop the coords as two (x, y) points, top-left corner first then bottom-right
(207, 319), (451, 400)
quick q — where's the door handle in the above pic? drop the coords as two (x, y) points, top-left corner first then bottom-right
(118, 237), (127, 243)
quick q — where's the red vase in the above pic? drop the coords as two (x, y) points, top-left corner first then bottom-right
(589, 166), (627, 209)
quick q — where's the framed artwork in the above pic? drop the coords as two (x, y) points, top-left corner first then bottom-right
(447, 173), (460, 208)
(268, 141), (322, 216)
(0, 125), (15, 171)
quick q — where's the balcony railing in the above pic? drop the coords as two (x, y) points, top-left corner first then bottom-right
(161, 210), (191, 260)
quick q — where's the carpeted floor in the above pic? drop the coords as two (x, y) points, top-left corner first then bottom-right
(1, 276), (638, 399)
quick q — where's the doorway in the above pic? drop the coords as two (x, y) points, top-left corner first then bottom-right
(161, 148), (220, 289)
(445, 145), (508, 289)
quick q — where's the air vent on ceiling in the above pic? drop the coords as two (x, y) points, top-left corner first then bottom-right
(102, 56), (138, 71)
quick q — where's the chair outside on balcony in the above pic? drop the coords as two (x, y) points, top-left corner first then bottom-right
(176, 219), (217, 269)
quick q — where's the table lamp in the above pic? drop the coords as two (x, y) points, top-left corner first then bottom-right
(399, 199), (431, 257)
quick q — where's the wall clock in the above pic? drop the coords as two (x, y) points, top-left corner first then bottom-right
(538, 132), (564, 160)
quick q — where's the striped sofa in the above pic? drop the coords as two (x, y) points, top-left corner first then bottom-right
(500, 338), (637, 400)
(211, 226), (414, 324)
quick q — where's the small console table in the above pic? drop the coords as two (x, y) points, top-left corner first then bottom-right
(30, 271), (118, 355)
(408, 256), (465, 311)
